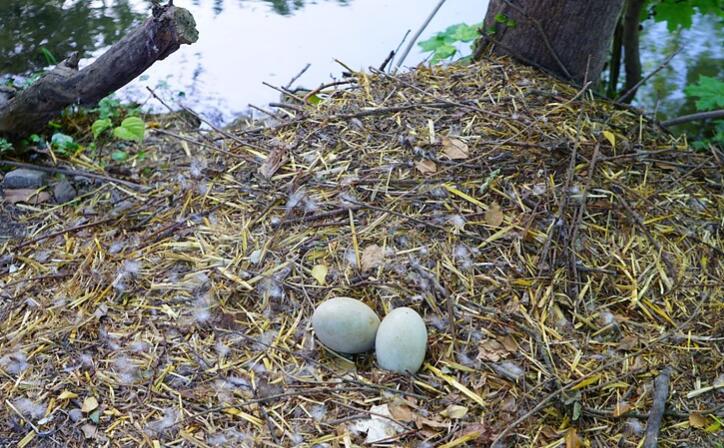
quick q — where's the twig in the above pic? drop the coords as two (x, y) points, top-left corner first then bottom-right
(0, 160), (148, 191)
(612, 184), (677, 280)
(302, 80), (357, 103)
(661, 109), (724, 127)
(490, 297), (707, 447)
(394, 0), (448, 70)
(13, 215), (121, 250)
(643, 366), (673, 448)
(616, 49), (681, 103)
(378, 50), (395, 72)
(285, 63), (311, 89)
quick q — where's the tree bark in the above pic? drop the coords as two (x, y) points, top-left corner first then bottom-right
(0, 4), (198, 139)
(475, 0), (626, 84)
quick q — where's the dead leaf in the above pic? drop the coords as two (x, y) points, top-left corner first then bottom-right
(617, 335), (638, 351)
(416, 160), (437, 175)
(415, 415), (448, 429)
(602, 130), (616, 148)
(613, 401), (631, 417)
(454, 423), (493, 446)
(81, 423), (97, 439)
(565, 427), (582, 448)
(478, 339), (508, 362)
(258, 146), (288, 179)
(82, 396), (99, 413)
(389, 402), (415, 422)
(500, 395), (517, 412)
(441, 404), (468, 419)
(360, 244), (385, 271)
(499, 335), (517, 352)
(311, 264), (328, 285)
(485, 202), (504, 227)
(442, 136), (469, 160)
(689, 412), (709, 428)
(58, 390), (78, 400)
(350, 404), (404, 443)
(4, 189), (51, 205)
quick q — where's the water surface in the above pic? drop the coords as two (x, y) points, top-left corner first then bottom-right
(1, 0), (721, 130)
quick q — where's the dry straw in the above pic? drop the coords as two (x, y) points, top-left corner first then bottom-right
(1, 56), (722, 447)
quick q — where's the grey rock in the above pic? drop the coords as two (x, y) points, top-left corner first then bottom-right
(3, 169), (48, 189)
(53, 180), (77, 203)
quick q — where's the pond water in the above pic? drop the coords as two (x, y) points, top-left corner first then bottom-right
(1, 0), (721, 129)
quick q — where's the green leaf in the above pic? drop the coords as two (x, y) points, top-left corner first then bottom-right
(494, 13), (510, 24)
(431, 43), (457, 63)
(653, 1), (694, 31)
(0, 138), (13, 153)
(684, 76), (724, 111)
(91, 119), (113, 139)
(419, 35), (450, 52)
(39, 47), (57, 66)
(451, 24), (479, 42)
(113, 117), (145, 142)
(111, 150), (129, 162)
(51, 133), (79, 155)
(98, 96), (121, 120)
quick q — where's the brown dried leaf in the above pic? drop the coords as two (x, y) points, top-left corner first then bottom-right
(485, 202), (504, 227)
(442, 136), (469, 160)
(500, 395), (517, 412)
(613, 401), (631, 417)
(617, 335), (638, 351)
(565, 427), (582, 448)
(689, 412), (709, 428)
(4, 189), (51, 205)
(478, 339), (507, 362)
(389, 403), (415, 422)
(415, 160), (437, 175)
(361, 244), (385, 272)
(499, 335), (518, 352)
(258, 146), (288, 179)
(416, 416), (448, 429)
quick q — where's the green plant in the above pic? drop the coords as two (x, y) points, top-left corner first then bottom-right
(684, 75), (724, 110)
(684, 75), (724, 150)
(51, 132), (80, 156)
(0, 138), (13, 153)
(112, 116), (145, 143)
(91, 113), (146, 163)
(96, 96), (123, 120)
(418, 23), (481, 64)
(38, 47), (57, 66)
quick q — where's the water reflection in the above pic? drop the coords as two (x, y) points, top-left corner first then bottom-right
(198, 0), (351, 16)
(636, 13), (723, 139)
(2, 0), (718, 129)
(0, 0), (142, 74)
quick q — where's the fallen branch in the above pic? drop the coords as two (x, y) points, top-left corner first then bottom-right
(643, 366), (674, 448)
(0, 2), (198, 138)
(661, 109), (724, 127)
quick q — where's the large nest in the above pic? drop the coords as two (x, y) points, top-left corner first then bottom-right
(1, 57), (722, 447)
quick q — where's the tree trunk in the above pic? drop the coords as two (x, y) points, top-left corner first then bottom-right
(607, 18), (624, 98)
(0, 4), (198, 139)
(619, 0), (645, 102)
(475, 0), (626, 84)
